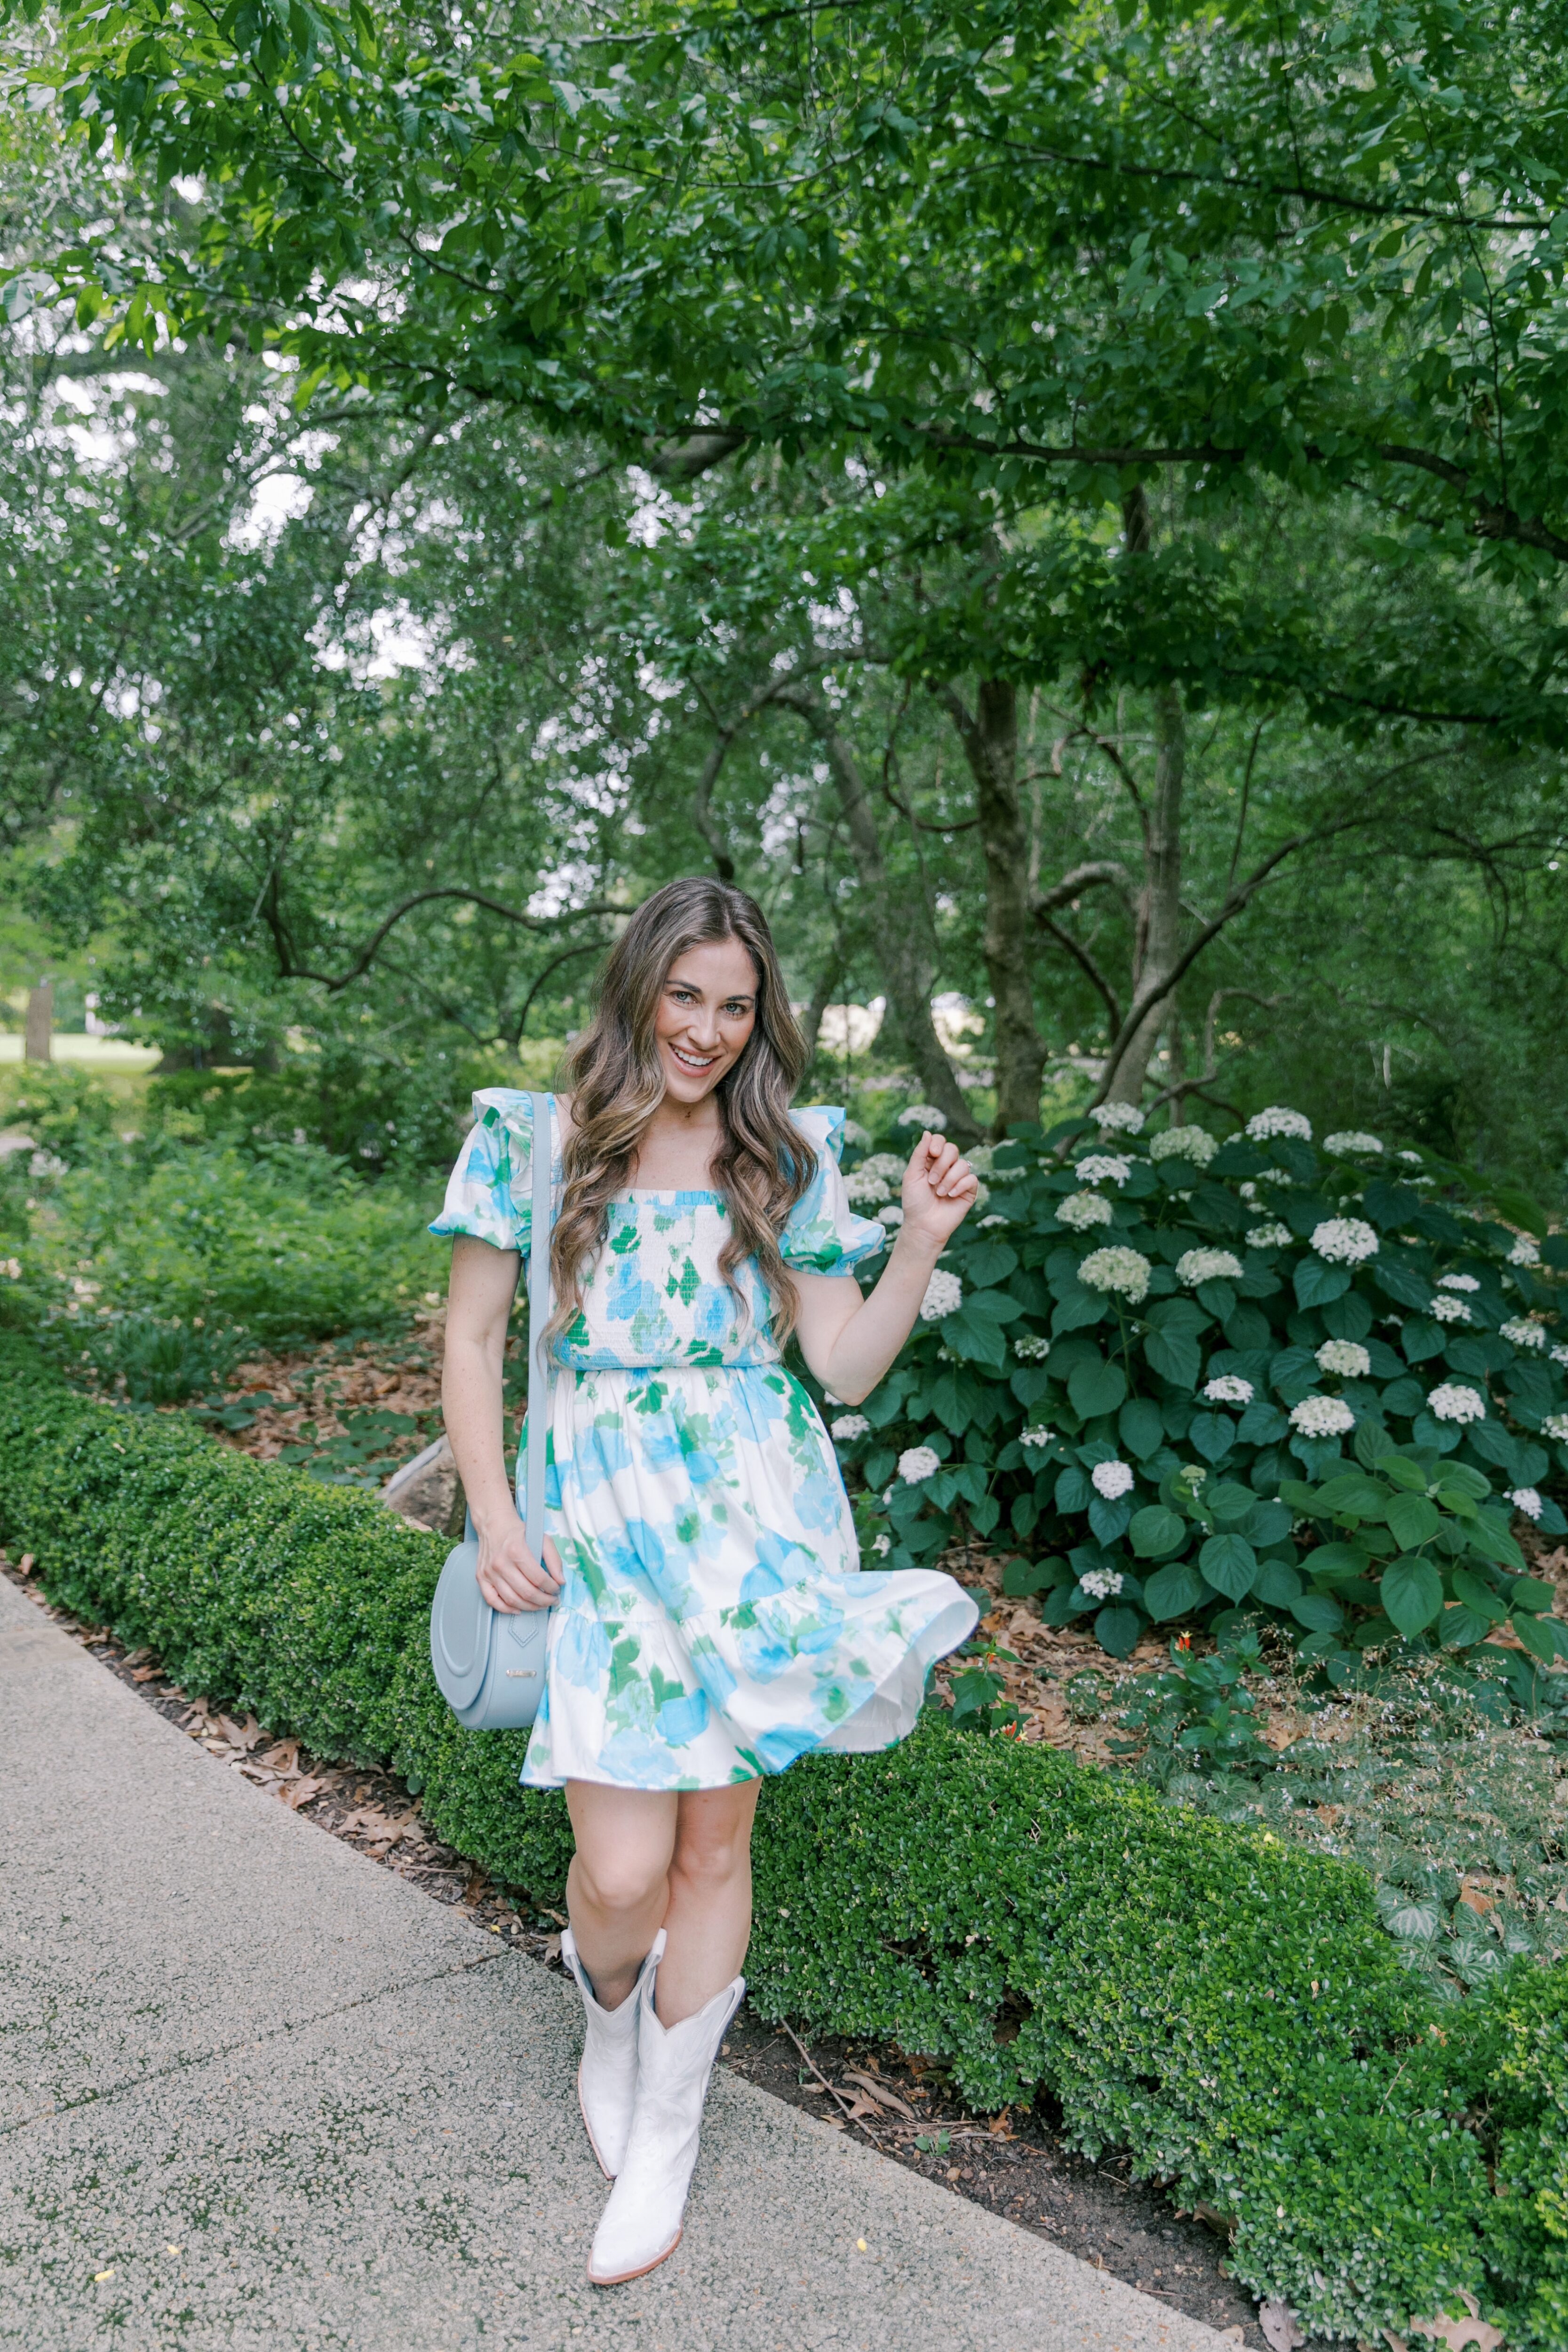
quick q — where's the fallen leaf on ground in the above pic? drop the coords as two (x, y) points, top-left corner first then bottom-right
(1260, 2298), (1305, 2350)
(842, 2068), (915, 2120)
(131, 1665), (159, 1683)
(258, 1740), (300, 1774)
(541, 1933), (562, 1964)
(278, 1777), (325, 1810)
(17, 1554), (33, 1577)
(1406, 2290), (1504, 2351)
(218, 1714), (262, 1751)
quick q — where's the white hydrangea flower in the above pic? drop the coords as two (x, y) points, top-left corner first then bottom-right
(1090, 1102), (1145, 1134)
(1073, 1152), (1132, 1187)
(898, 1445), (942, 1483)
(1176, 1247), (1244, 1286)
(0, 1258), (20, 1279)
(1316, 1338), (1371, 1378)
(1149, 1124), (1217, 1166)
(965, 1144), (996, 1176)
(1079, 1566), (1125, 1600)
(1551, 1345), (1568, 1368)
(1509, 1235), (1542, 1268)
(1246, 1222), (1292, 1249)
(1324, 1131), (1384, 1155)
(1426, 1383), (1486, 1424)
(971, 1182), (991, 1213)
(1239, 1181), (1259, 1202)
(1507, 1487), (1544, 1521)
(1019, 1425), (1055, 1450)
(1397, 1150), (1425, 1166)
(1311, 1218), (1379, 1265)
(872, 1533), (891, 1556)
(1078, 1247), (1153, 1303)
(844, 1168), (893, 1206)
(877, 1204), (904, 1227)
(1203, 1375), (1254, 1404)
(842, 1120), (872, 1149)
(978, 1213), (1008, 1229)
(1246, 1106), (1313, 1142)
(1013, 1334), (1052, 1361)
(1439, 1274), (1480, 1292)
(1289, 1396), (1357, 1438)
(830, 1414), (870, 1441)
(1058, 1191), (1114, 1231)
(1543, 1413), (1568, 1443)
(1501, 1318), (1547, 1351)
(1091, 1459), (1135, 1500)
(897, 1104), (948, 1131)
(1430, 1295), (1472, 1325)
(919, 1268), (963, 1321)
(860, 1152), (907, 1182)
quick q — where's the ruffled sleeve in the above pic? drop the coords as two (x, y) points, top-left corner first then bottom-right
(780, 1106), (887, 1276)
(429, 1089), (541, 1255)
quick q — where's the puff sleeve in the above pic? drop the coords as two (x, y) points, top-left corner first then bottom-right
(780, 1106), (888, 1276)
(429, 1089), (538, 1255)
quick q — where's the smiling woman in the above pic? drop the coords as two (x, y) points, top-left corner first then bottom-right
(433, 875), (979, 2288)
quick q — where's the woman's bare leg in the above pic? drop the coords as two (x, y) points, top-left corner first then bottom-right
(565, 1782), (678, 2011)
(656, 1780), (761, 2026)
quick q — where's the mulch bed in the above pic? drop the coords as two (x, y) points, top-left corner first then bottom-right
(3, 1549), (1273, 2347)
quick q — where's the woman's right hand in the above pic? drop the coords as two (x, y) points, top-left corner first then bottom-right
(476, 1514), (563, 1613)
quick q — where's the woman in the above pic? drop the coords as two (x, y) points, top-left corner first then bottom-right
(434, 877), (979, 2287)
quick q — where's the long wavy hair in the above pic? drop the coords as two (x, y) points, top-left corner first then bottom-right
(546, 879), (815, 1348)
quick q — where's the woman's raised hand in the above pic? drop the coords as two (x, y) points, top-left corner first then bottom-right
(900, 1130), (979, 1246)
(477, 1516), (563, 1613)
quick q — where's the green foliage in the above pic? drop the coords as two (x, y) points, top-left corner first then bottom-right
(1, 1328), (1565, 2344)
(24, 1129), (434, 1361)
(838, 1113), (1568, 1667)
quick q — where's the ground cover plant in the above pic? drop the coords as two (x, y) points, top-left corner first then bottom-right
(836, 1106), (1568, 1686)
(3, 1333), (1568, 2347)
(0, 1070), (438, 1398)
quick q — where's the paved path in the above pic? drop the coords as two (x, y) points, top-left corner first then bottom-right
(0, 1575), (1229, 2352)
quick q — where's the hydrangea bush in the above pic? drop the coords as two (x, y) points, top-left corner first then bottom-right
(832, 1108), (1568, 1671)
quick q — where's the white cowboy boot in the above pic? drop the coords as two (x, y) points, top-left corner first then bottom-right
(560, 1927), (664, 2181)
(587, 1956), (745, 2286)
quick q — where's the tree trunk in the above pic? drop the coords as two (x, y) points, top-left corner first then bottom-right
(775, 683), (979, 1137)
(1104, 680), (1185, 1103)
(796, 938), (846, 1062)
(938, 680), (1046, 1134)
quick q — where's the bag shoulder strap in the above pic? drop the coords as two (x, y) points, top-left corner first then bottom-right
(524, 1090), (556, 1559)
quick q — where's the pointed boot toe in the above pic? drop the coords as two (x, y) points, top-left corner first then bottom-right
(587, 1961), (744, 2287)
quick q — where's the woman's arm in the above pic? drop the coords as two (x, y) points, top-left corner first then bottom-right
(442, 1235), (562, 1613)
(791, 1131), (978, 1406)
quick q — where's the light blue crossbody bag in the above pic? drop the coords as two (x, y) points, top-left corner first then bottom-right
(429, 1091), (556, 1731)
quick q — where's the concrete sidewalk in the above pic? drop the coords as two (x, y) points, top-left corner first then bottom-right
(0, 1574), (1229, 2352)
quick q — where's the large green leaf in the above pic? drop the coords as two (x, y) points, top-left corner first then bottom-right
(1052, 1285), (1106, 1335)
(1128, 1504), (1187, 1559)
(1450, 1566), (1508, 1624)
(963, 1241), (1019, 1284)
(940, 1306), (1009, 1370)
(1143, 1327), (1201, 1387)
(1313, 1472), (1391, 1520)
(1094, 1604), (1143, 1659)
(1290, 1590), (1345, 1633)
(1379, 1555), (1444, 1637)
(1068, 1359), (1127, 1420)
(1293, 1257), (1351, 1309)
(1187, 1409), (1237, 1464)
(1465, 1517), (1527, 1573)
(1511, 1610), (1565, 1663)
(1507, 1575), (1557, 1616)
(1199, 1532), (1258, 1601)
(1384, 1491), (1441, 1549)
(1118, 1397), (1166, 1459)
(1142, 1558), (1207, 1621)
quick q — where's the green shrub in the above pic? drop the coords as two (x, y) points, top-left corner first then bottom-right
(25, 1137), (433, 1351)
(3, 1335), (1565, 2344)
(839, 1107), (1568, 1667)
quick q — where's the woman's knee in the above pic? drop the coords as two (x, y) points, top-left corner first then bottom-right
(669, 1804), (756, 1895)
(571, 1844), (667, 1921)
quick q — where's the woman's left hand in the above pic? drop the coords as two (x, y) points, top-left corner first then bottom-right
(900, 1130), (979, 1247)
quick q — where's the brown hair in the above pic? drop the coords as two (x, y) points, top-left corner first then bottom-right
(546, 879), (815, 1347)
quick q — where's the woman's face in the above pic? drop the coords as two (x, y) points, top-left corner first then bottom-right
(653, 937), (760, 1105)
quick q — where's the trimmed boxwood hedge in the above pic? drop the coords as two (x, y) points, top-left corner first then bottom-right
(3, 1333), (1565, 2347)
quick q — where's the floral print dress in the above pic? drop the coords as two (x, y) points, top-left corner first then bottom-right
(431, 1093), (977, 1791)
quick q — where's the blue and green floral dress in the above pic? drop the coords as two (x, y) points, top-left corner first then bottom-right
(431, 1094), (977, 1791)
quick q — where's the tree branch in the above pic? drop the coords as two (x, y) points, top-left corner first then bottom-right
(267, 889), (618, 993)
